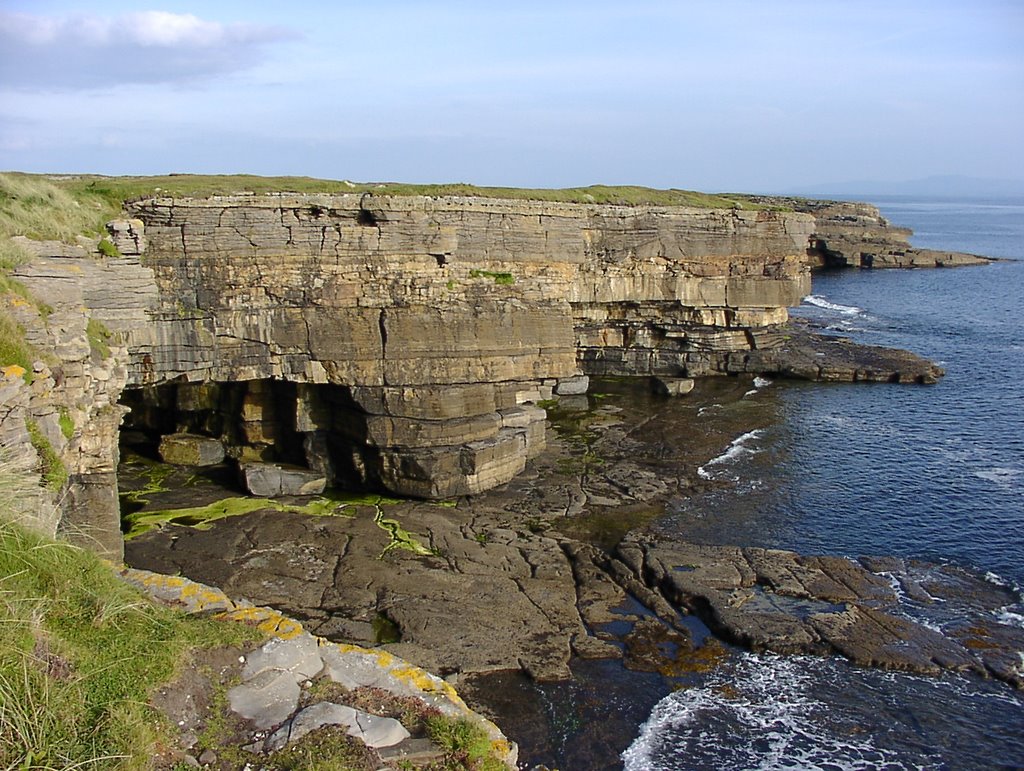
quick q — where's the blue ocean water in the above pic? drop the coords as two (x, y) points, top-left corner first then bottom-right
(625, 198), (1024, 770)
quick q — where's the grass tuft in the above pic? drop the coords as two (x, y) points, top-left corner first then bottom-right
(96, 238), (120, 258)
(58, 408), (75, 440)
(425, 715), (507, 770)
(24, 419), (67, 492)
(2, 172), (789, 211)
(86, 318), (112, 360)
(0, 311), (34, 383)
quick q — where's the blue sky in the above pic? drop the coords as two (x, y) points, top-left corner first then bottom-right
(1, 0), (1022, 193)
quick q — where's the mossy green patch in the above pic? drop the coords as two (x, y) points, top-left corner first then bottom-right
(97, 237), (120, 258)
(25, 418), (66, 492)
(122, 492), (366, 540)
(58, 408), (74, 440)
(372, 504), (433, 558)
(0, 311), (34, 383)
(86, 317), (112, 359)
(119, 455), (176, 505)
(372, 612), (402, 644)
(425, 714), (507, 771)
(469, 269), (515, 285)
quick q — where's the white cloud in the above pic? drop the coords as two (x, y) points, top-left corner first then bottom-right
(0, 10), (297, 90)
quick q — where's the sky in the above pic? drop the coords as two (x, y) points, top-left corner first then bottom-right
(1, 0), (1022, 193)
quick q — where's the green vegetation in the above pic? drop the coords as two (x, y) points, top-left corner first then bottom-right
(25, 418), (67, 492)
(5, 171), (788, 212)
(96, 237), (120, 258)
(0, 173), (119, 242)
(0, 239), (50, 382)
(121, 493), (362, 540)
(425, 715), (507, 771)
(0, 311), (34, 382)
(372, 504), (434, 558)
(468, 269), (515, 285)
(58, 408), (74, 440)
(372, 612), (402, 644)
(261, 727), (376, 770)
(0, 480), (259, 770)
(86, 317), (112, 359)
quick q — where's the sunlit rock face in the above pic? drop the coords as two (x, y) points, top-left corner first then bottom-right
(10, 193), (824, 553)
(116, 194), (812, 498)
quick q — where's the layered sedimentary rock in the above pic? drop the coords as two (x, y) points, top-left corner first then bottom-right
(114, 194), (816, 497)
(3, 191), (968, 554)
(798, 200), (992, 268)
(2, 232), (153, 558)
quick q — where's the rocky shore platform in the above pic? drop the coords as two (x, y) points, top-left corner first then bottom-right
(121, 369), (1024, 768)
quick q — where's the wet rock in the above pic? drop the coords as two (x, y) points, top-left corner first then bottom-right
(555, 375), (590, 395)
(158, 432), (225, 467)
(621, 536), (1022, 681)
(651, 377), (695, 396)
(727, 322), (944, 384)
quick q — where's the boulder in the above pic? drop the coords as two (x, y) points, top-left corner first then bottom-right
(239, 462), (327, 497)
(158, 433), (225, 466)
(555, 375), (590, 395)
(651, 377), (695, 396)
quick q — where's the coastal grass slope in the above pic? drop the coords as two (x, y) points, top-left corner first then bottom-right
(0, 451), (260, 770)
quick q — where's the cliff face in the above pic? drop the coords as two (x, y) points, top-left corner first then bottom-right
(3, 192), (954, 557)
(106, 195), (811, 504)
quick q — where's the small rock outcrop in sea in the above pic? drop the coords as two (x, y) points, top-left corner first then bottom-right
(617, 536), (1024, 687)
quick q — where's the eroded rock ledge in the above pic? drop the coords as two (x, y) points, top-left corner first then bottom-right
(4, 193), (974, 557)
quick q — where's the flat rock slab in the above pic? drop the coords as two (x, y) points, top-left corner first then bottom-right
(651, 376), (695, 396)
(159, 433), (225, 466)
(242, 634), (324, 682)
(239, 462), (327, 497)
(265, 702), (410, 751)
(228, 669), (302, 729)
(734, 322), (945, 384)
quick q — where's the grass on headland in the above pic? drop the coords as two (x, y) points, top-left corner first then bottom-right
(3, 171), (788, 212)
(0, 453), (260, 771)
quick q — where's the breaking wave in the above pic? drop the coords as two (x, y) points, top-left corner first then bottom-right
(802, 295), (864, 315)
(697, 429), (765, 480)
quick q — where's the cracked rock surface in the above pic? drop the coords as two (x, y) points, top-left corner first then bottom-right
(125, 375), (1024, 738)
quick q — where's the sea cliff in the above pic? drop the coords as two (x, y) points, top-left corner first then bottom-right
(1, 183), (971, 559)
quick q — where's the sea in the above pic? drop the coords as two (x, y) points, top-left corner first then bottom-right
(619, 197), (1024, 770)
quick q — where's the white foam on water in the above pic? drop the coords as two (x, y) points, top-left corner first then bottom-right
(974, 467), (1022, 489)
(697, 429), (765, 481)
(623, 654), (912, 771)
(997, 609), (1024, 629)
(984, 570), (1024, 629)
(803, 295), (865, 316)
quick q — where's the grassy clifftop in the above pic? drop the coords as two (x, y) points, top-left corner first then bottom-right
(6, 171), (785, 211)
